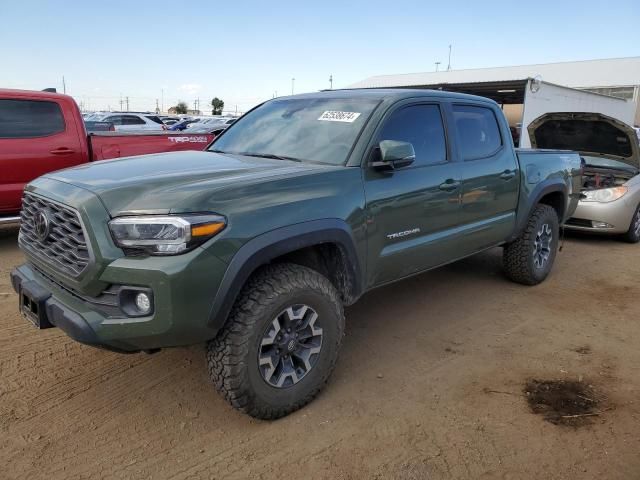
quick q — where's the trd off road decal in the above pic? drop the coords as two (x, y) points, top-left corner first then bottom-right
(168, 136), (209, 143)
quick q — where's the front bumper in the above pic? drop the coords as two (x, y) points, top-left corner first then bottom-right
(564, 197), (636, 234)
(14, 178), (233, 353)
(11, 246), (229, 352)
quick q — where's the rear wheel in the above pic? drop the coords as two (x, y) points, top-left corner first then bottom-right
(503, 204), (559, 285)
(622, 204), (640, 243)
(206, 263), (344, 420)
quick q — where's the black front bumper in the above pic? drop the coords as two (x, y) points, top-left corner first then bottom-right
(10, 267), (135, 353)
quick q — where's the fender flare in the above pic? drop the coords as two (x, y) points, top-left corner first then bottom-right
(207, 219), (363, 329)
(510, 180), (567, 241)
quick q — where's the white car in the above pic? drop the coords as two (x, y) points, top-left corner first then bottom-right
(93, 113), (166, 132)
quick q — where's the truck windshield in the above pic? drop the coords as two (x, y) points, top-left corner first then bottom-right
(208, 97), (380, 165)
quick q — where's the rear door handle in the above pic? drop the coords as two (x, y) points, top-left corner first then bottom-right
(438, 179), (461, 192)
(499, 169), (516, 180)
(49, 147), (76, 155)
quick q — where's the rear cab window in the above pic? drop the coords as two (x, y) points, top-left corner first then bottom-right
(452, 104), (502, 160)
(0, 99), (65, 138)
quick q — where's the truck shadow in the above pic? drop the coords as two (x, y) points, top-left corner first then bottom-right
(0, 224), (20, 246)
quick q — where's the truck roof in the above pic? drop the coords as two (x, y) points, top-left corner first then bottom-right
(0, 88), (76, 102)
(284, 88), (498, 105)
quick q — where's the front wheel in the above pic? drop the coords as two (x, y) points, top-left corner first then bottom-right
(207, 263), (344, 420)
(622, 204), (640, 243)
(503, 204), (559, 285)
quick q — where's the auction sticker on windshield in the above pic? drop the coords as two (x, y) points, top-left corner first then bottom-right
(318, 111), (361, 123)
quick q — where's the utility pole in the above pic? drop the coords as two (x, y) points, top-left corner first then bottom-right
(155, 99), (159, 114)
(161, 89), (164, 113)
(435, 62), (441, 72)
(447, 44), (452, 71)
(119, 95), (123, 111)
(125, 96), (129, 111)
(62, 76), (66, 94)
(291, 78), (295, 95)
(329, 74), (333, 90)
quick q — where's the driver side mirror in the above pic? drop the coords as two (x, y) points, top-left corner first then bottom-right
(371, 140), (416, 170)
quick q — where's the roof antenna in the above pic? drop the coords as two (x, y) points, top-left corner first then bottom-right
(447, 45), (452, 71)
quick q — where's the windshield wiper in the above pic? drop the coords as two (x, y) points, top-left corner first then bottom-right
(238, 152), (302, 162)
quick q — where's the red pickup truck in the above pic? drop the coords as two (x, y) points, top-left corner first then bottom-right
(0, 89), (215, 222)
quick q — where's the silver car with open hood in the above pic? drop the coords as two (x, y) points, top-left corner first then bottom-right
(528, 113), (640, 242)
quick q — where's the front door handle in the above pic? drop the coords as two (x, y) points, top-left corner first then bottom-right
(499, 169), (516, 180)
(49, 147), (76, 155)
(439, 179), (461, 192)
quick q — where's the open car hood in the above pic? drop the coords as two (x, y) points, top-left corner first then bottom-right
(528, 112), (640, 169)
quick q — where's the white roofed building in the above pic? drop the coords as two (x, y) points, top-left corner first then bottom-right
(348, 57), (640, 127)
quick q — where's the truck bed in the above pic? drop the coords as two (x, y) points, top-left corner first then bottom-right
(88, 131), (216, 160)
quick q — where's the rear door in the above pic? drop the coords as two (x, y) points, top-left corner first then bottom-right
(451, 103), (519, 254)
(363, 101), (462, 287)
(0, 98), (84, 214)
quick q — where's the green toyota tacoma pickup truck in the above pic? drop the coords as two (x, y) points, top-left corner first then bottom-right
(11, 89), (582, 419)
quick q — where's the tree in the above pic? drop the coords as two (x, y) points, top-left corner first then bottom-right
(174, 101), (188, 114)
(211, 97), (224, 115)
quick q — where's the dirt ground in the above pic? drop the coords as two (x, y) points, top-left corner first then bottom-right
(1, 224), (639, 480)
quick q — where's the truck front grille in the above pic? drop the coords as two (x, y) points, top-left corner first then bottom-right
(19, 193), (90, 277)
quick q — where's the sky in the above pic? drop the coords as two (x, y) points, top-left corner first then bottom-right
(1, 0), (638, 114)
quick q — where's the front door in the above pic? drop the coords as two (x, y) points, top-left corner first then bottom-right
(0, 98), (84, 214)
(363, 102), (462, 287)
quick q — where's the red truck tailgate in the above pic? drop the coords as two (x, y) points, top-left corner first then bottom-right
(89, 132), (215, 160)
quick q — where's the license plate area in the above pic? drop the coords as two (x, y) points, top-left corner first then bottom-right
(19, 281), (53, 329)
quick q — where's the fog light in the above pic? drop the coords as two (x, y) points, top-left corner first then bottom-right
(592, 221), (612, 229)
(135, 292), (151, 314)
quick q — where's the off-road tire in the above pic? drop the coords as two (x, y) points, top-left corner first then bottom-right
(622, 204), (640, 243)
(503, 204), (559, 285)
(206, 263), (344, 420)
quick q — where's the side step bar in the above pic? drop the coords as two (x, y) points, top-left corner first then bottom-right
(0, 216), (21, 226)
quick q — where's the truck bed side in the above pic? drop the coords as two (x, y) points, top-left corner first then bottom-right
(88, 132), (215, 160)
(512, 148), (582, 240)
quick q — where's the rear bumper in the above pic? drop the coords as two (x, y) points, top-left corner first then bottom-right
(0, 215), (20, 226)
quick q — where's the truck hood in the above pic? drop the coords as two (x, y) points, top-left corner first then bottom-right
(43, 151), (342, 215)
(527, 112), (640, 169)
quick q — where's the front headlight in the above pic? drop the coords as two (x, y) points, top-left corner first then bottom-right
(109, 214), (226, 255)
(581, 186), (628, 203)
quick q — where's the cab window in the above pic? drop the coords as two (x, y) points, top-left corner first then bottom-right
(378, 104), (447, 167)
(452, 105), (502, 160)
(0, 99), (65, 138)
